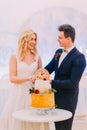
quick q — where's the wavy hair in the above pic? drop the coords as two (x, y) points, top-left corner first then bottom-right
(18, 29), (37, 61)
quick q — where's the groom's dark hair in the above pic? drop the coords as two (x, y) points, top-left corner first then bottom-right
(58, 24), (75, 42)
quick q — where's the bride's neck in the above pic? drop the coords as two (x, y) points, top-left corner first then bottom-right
(26, 50), (35, 56)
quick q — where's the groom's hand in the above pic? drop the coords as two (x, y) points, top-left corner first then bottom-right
(50, 80), (52, 84)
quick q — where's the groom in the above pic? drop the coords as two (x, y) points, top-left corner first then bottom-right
(45, 24), (86, 130)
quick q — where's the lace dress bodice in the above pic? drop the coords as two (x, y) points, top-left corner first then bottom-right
(17, 55), (39, 78)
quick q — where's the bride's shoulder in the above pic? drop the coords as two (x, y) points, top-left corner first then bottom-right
(10, 52), (18, 61)
(35, 54), (41, 61)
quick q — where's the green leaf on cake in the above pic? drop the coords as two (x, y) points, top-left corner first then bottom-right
(49, 88), (57, 93)
(29, 87), (35, 93)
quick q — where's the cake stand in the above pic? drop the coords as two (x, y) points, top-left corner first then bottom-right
(30, 107), (53, 115)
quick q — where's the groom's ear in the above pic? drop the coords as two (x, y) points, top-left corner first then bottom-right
(67, 36), (72, 43)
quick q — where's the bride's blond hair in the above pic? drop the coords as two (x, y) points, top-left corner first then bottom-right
(18, 29), (37, 61)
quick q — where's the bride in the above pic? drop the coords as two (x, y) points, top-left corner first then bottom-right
(0, 29), (50, 130)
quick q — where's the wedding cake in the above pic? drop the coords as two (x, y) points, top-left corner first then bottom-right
(30, 68), (55, 108)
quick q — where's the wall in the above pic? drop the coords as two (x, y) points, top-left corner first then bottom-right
(0, 0), (87, 33)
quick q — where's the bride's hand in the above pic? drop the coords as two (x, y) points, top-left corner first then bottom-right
(29, 76), (35, 84)
(28, 77), (33, 82)
(31, 76), (36, 84)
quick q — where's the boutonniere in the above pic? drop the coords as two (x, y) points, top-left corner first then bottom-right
(54, 52), (62, 60)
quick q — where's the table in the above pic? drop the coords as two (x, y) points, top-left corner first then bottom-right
(13, 108), (72, 123)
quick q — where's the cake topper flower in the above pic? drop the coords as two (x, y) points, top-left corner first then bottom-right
(34, 68), (50, 80)
(43, 78), (47, 80)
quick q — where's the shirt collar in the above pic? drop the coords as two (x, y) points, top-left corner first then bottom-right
(63, 46), (75, 53)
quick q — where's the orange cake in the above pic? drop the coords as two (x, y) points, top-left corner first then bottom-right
(30, 68), (55, 108)
(31, 92), (55, 108)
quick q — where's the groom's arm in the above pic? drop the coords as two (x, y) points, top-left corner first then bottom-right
(45, 57), (55, 74)
(52, 54), (86, 90)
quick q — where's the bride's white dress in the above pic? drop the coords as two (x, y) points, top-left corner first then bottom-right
(0, 55), (52, 130)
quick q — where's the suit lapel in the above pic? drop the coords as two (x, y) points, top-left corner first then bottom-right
(54, 49), (63, 72)
(57, 47), (77, 72)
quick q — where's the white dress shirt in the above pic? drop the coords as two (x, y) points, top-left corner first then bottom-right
(58, 46), (74, 67)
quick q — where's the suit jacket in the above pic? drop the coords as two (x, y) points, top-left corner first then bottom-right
(45, 47), (86, 114)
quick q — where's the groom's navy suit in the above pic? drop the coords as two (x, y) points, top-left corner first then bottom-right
(45, 47), (86, 130)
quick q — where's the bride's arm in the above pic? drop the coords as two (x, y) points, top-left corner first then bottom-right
(31, 55), (42, 84)
(9, 54), (32, 84)
(38, 55), (42, 69)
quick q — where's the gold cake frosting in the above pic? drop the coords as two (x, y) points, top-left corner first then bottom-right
(31, 93), (55, 108)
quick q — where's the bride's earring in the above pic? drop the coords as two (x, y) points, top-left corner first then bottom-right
(30, 49), (35, 54)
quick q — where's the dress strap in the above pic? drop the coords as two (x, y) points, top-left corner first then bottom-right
(35, 54), (39, 62)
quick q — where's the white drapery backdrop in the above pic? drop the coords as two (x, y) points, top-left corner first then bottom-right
(19, 6), (87, 67)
